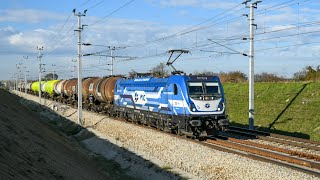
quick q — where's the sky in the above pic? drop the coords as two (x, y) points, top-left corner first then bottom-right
(1, 0), (320, 80)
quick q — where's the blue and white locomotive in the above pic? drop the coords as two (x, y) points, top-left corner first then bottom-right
(114, 75), (229, 137)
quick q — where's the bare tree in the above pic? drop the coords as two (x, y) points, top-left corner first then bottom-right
(193, 70), (217, 76)
(219, 71), (247, 83)
(43, 73), (58, 81)
(128, 69), (138, 78)
(255, 72), (285, 82)
(149, 62), (169, 77)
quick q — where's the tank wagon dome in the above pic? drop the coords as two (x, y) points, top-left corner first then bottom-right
(44, 80), (60, 96)
(93, 76), (120, 103)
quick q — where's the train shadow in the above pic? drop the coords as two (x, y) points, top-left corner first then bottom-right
(18, 94), (186, 180)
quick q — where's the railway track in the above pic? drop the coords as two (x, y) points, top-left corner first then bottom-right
(227, 126), (320, 151)
(74, 108), (320, 176)
(16, 91), (320, 177)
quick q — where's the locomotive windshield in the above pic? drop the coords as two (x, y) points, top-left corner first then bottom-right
(204, 82), (220, 94)
(188, 82), (203, 95)
(188, 81), (221, 100)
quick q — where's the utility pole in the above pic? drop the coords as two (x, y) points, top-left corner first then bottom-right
(37, 46), (44, 104)
(15, 64), (18, 91)
(110, 47), (115, 75)
(82, 44), (127, 75)
(52, 64), (56, 80)
(72, 59), (77, 78)
(108, 46), (126, 75)
(17, 62), (22, 96)
(23, 56), (28, 94)
(245, 0), (261, 130)
(74, 9), (87, 125)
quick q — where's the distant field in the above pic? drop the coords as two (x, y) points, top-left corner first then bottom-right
(223, 81), (320, 141)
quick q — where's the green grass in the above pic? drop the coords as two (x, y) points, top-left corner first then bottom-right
(223, 81), (320, 141)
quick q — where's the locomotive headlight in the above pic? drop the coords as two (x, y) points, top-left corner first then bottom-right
(217, 102), (224, 111)
(189, 103), (196, 111)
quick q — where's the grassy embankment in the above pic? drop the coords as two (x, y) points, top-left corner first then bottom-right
(223, 81), (320, 141)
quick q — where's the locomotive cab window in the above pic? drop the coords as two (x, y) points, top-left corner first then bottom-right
(188, 81), (221, 100)
(204, 82), (220, 94)
(187, 82), (204, 95)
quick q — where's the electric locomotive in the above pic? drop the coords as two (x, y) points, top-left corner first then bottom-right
(114, 75), (229, 137)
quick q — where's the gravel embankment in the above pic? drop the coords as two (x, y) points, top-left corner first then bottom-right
(17, 91), (320, 180)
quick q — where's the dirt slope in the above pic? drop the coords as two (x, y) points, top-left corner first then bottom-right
(0, 89), (113, 179)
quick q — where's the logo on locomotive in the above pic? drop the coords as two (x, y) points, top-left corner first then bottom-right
(132, 91), (147, 105)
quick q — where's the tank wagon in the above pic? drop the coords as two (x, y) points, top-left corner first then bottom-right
(91, 76), (120, 113)
(43, 80), (60, 98)
(62, 78), (78, 105)
(53, 79), (67, 101)
(31, 81), (45, 95)
(82, 77), (101, 110)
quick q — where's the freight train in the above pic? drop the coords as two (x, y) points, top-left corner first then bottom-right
(22, 74), (229, 138)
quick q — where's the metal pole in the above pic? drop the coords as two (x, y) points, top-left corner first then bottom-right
(110, 47), (114, 75)
(74, 10), (86, 125)
(248, 2), (259, 130)
(15, 65), (18, 91)
(52, 64), (55, 80)
(23, 56), (28, 94)
(19, 69), (22, 96)
(72, 59), (76, 78)
(37, 46), (43, 104)
(77, 14), (83, 125)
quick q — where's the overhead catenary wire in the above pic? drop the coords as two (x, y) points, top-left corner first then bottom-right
(200, 28), (320, 51)
(88, 0), (136, 27)
(119, 0), (310, 50)
(45, 0), (310, 67)
(37, 1), (318, 79)
(195, 19), (320, 51)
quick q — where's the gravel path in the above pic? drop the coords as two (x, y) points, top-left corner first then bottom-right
(17, 91), (320, 180)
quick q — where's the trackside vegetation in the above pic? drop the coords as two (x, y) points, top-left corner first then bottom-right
(224, 82), (320, 141)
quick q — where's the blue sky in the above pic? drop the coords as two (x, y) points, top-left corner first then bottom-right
(1, 0), (320, 80)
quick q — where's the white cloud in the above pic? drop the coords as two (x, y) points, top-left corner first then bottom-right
(1, 1), (320, 80)
(151, 0), (239, 10)
(160, 0), (198, 7)
(0, 9), (66, 24)
(177, 10), (188, 16)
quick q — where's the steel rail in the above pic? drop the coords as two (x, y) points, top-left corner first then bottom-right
(227, 137), (320, 161)
(206, 139), (320, 170)
(228, 126), (320, 151)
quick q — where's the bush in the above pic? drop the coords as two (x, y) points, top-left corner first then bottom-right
(293, 65), (320, 81)
(255, 72), (286, 82)
(219, 71), (247, 83)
